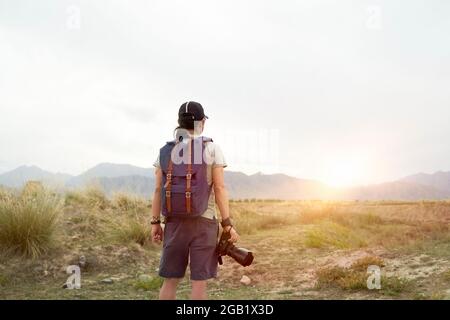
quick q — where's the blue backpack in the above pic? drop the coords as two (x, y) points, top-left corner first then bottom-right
(159, 136), (213, 217)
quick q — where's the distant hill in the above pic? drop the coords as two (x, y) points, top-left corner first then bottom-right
(224, 171), (331, 200)
(338, 181), (450, 200)
(399, 171), (450, 196)
(66, 163), (153, 187)
(0, 165), (72, 188)
(90, 171), (330, 199)
(95, 175), (154, 197)
(1, 163), (449, 200)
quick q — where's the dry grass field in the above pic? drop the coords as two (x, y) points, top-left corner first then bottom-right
(1, 183), (450, 299)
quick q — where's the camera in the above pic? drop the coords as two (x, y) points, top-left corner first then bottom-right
(217, 230), (254, 267)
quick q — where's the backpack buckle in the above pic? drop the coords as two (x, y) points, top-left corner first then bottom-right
(166, 173), (172, 180)
(186, 173), (192, 180)
(165, 191), (171, 197)
(185, 191), (191, 198)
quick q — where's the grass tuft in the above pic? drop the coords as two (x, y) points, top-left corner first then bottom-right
(65, 185), (109, 209)
(0, 187), (13, 201)
(0, 274), (8, 286)
(351, 256), (385, 271)
(315, 266), (348, 288)
(315, 256), (411, 296)
(380, 276), (412, 296)
(134, 275), (163, 291)
(112, 192), (149, 211)
(111, 215), (151, 246)
(0, 186), (62, 258)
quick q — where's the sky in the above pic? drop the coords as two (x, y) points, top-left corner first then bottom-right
(0, 0), (449, 187)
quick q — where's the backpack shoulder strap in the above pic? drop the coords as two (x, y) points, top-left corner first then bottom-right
(161, 140), (178, 214)
(202, 136), (213, 143)
(159, 140), (177, 170)
(165, 140), (177, 146)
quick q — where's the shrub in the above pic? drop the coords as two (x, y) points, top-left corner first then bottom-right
(65, 190), (86, 206)
(0, 187), (12, 201)
(112, 192), (148, 211)
(337, 272), (367, 290)
(316, 261), (410, 294)
(380, 276), (412, 296)
(315, 265), (367, 290)
(68, 207), (106, 238)
(0, 187), (62, 258)
(83, 185), (108, 209)
(134, 275), (163, 291)
(315, 266), (348, 288)
(65, 185), (109, 209)
(21, 181), (45, 198)
(351, 256), (385, 271)
(0, 274), (8, 286)
(112, 216), (151, 246)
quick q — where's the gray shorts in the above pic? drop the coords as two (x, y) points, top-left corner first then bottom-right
(159, 216), (219, 281)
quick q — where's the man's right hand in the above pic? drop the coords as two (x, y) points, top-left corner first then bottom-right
(224, 226), (240, 243)
(151, 224), (163, 244)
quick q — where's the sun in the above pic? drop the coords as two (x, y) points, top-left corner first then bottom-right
(320, 156), (369, 188)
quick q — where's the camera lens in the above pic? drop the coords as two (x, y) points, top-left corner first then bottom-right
(227, 246), (254, 267)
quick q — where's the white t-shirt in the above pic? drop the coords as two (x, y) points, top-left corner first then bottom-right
(153, 139), (227, 219)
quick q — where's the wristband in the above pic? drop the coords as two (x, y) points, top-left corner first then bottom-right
(221, 217), (232, 228)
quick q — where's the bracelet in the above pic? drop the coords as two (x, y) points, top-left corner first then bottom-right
(150, 217), (161, 225)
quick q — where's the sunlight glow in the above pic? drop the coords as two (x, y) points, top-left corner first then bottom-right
(320, 155), (371, 188)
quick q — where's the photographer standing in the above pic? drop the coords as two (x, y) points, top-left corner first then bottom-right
(151, 101), (239, 300)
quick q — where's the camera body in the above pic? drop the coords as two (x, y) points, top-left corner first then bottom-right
(217, 230), (254, 267)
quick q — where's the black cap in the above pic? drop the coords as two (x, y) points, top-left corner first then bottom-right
(178, 101), (208, 121)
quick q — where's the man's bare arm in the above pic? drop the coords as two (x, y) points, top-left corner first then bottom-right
(151, 168), (163, 243)
(213, 166), (239, 242)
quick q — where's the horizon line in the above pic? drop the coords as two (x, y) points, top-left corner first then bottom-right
(1, 162), (449, 189)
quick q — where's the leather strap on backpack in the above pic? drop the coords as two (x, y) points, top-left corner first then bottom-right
(186, 139), (193, 213)
(165, 144), (176, 213)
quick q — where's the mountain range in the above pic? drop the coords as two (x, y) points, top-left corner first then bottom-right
(0, 163), (450, 200)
